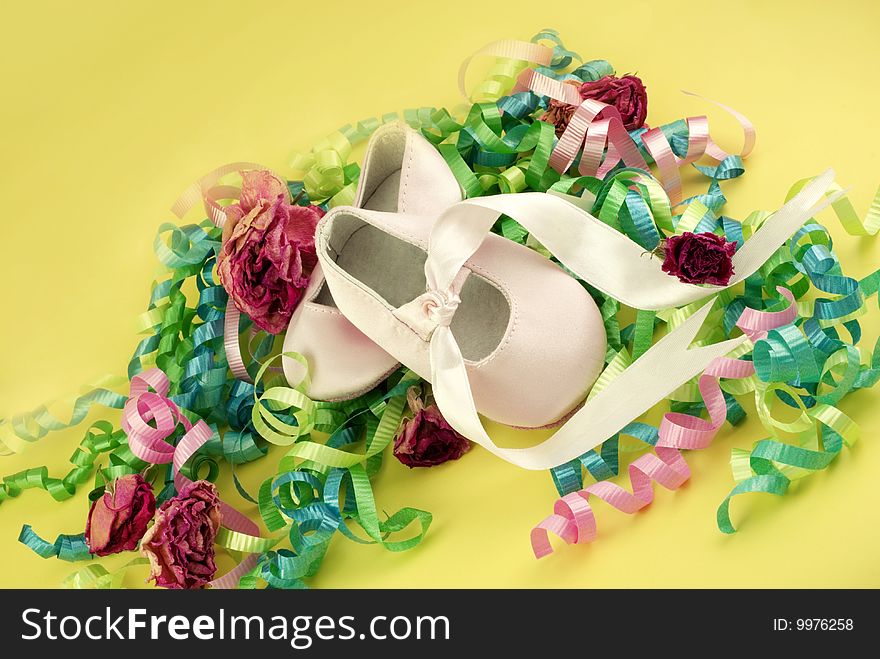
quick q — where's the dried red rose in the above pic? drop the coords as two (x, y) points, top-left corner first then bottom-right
(660, 231), (737, 285)
(218, 170), (324, 335)
(85, 473), (156, 556)
(393, 404), (471, 468)
(541, 74), (648, 136)
(140, 480), (222, 590)
(540, 80), (583, 137)
(578, 75), (648, 131)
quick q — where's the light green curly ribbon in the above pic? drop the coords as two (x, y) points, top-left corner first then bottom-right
(1, 421), (142, 505)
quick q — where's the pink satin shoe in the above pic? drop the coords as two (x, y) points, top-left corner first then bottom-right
(313, 173), (835, 469)
(282, 122), (461, 400)
(314, 204), (608, 431)
(314, 205), (607, 428)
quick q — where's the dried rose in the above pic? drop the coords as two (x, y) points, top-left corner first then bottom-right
(218, 170), (324, 335)
(578, 74), (648, 131)
(85, 473), (156, 556)
(540, 80), (583, 137)
(393, 402), (471, 468)
(236, 170), (289, 216)
(660, 231), (737, 285)
(540, 74), (648, 136)
(140, 480), (222, 590)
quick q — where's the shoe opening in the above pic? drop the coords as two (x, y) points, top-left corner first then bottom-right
(324, 212), (511, 362)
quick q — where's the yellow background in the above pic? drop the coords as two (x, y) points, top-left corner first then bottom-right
(2, 0), (879, 588)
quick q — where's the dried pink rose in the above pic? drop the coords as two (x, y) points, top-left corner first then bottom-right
(393, 404), (471, 468)
(218, 170), (324, 334)
(140, 480), (222, 590)
(85, 473), (156, 556)
(661, 231), (737, 285)
(541, 74), (648, 136)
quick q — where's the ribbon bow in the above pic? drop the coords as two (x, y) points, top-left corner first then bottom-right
(421, 288), (461, 327)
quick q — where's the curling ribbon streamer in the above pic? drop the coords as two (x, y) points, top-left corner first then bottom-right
(170, 162), (264, 227)
(785, 176), (880, 237)
(735, 287), (798, 342)
(18, 526), (91, 562)
(517, 68), (756, 204)
(681, 90), (756, 161)
(531, 313), (768, 557)
(550, 98), (650, 180)
(458, 39), (553, 101)
(223, 305), (253, 383)
(121, 367), (262, 588)
(63, 558), (149, 589)
(456, 30), (581, 103)
(0, 377), (127, 455)
(226, 362), (432, 587)
(717, 402), (859, 534)
(1, 421), (139, 505)
(531, 276), (848, 556)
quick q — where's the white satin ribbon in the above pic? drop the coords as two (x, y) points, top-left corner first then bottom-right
(428, 169), (838, 309)
(422, 170), (839, 470)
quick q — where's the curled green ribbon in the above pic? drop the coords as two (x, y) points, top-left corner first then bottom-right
(1, 421), (141, 506)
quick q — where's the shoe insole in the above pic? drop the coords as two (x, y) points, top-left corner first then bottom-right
(362, 170), (401, 213)
(313, 170), (401, 307)
(332, 219), (510, 362)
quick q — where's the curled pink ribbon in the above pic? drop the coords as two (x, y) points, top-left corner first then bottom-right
(170, 162), (263, 227)
(552, 98), (649, 179)
(735, 287), (797, 342)
(514, 68), (581, 105)
(530, 299), (790, 559)
(458, 40), (553, 100)
(122, 366), (261, 587)
(223, 305), (253, 383)
(640, 116), (710, 205)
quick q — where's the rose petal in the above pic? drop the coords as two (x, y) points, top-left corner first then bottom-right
(239, 170), (289, 212)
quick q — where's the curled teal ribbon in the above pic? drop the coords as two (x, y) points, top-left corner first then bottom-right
(19, 525), (91, 562)
(717, 407), (854, 533)
(713, 176), (880, 531)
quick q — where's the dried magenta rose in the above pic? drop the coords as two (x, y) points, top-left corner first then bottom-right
(85, 473), (156, 556)
(541, 74), (648, 136)
(140, 480), (222, 590)
(217, 170), (324, 335)
(660, 231), (737, 285)
(578, 74), (648, 131)
(393, 402), (471, 468)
